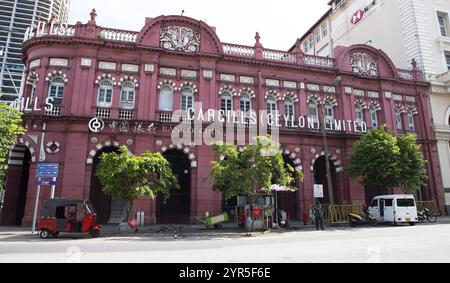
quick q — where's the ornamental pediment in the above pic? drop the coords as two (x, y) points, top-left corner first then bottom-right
(160, 26), (201, 53)
(350, 52), (378, 77)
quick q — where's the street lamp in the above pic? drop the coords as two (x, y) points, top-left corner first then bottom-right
(320, 76), (342, 205)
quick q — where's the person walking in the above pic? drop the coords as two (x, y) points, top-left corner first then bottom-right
(314, 202), (325, 231)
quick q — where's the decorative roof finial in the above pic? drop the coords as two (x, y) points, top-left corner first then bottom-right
(254, 32), (262, 48)
(255, 32), (261, 44)
(90, 9), (97, 22)
(411, 58), (417, 69)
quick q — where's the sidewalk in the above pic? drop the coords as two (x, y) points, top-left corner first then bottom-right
(1, 216), (449, 239)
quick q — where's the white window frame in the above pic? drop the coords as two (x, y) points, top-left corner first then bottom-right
(395, 109), (403, 131)
(181, 87), (194, 111)
(97, 79), (113, 108)
(438, 14), (448, 37)
(308, 101), (319, 121)
(240, 93), (252, 113)
(407, 111), (415, 131)
(284, 97), (295, 119)
(158, 85), (174, 112)
(355, 104), (364, 122)
(120, 82), (135, 109)
(48, 77), (65, 105)
(220, 91), (233, 113)
(370, 108), (378, 128)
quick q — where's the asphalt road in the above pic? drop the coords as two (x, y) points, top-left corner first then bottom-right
(1, 223), (449, 263)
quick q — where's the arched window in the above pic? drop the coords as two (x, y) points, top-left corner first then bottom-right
(48, 77), (65, 105)
(407, 110), (415, 131)
(240, 93), (252, 113)
(267, 95), (278, 116)
(369, 107), (379, 128)
(325, 101), (334, 121)
(120, 81), (135, 109)
(181, 87), (194, 111)
(284, 97), (294, 119)
(308, 100), (318, 120)
(395, 108), (403, 131)
(220, 91), (233, 113)
(31, 83), (37, 99)
(97, 79), (113, 107)
(158, 85), (173, 111)
(355, 103), (364, 122)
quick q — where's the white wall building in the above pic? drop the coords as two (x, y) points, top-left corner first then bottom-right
(294, 0), (450, 214)
(0, 0), (70, 102)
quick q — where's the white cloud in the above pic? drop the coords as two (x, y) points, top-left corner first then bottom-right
(69, 0), (329, 50)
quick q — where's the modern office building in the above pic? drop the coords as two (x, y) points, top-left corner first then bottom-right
(295, 0), (450, 214)
(0, 0), (70, 102)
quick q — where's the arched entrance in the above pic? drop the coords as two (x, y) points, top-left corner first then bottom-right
(276, 155), (300, 220)
(1, 145), (31, 226)
(157, 149), (191, 224)
(313, 156), (338, 205)
(89, 147), (125, 224)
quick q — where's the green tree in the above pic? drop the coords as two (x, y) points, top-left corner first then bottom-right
(347, 126), (427, 193)
(0, 101), (26, 192)
(95, 146), (179, 221)
(397, 134), (428, 192)
(208, 136), (303, 228)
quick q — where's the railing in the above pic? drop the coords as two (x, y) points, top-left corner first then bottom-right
(119, 110), (134, 120)
(45, 106), (61, 116)
(96, 108), (111, 119)
(397, 69), (414, 80)
(416, 201), (441, 216)
(24, 21), (75, 41)
(99, 29), (138, 42)
(328, 204), (363, 225)
(222, 43), (256, 57)
(304, 55), (336, 68)
(159, 112), (173, 123)
(263, 49), (297, 63)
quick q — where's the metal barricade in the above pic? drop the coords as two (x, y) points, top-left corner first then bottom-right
(327, 204), (363, 225)
(416, 201), (440, 216)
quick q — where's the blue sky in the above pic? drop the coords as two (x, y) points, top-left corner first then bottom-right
(69, 0), (330, 50)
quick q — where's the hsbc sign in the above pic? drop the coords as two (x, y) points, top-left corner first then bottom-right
(350, 0), (377, 25)
(351, 10), (364, 25)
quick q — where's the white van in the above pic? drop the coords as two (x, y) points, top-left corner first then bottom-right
(368, 195), (418, 225)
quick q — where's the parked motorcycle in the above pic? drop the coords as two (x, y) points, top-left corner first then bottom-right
(417, 208), (437, 223)
(348, 208), (377, 227)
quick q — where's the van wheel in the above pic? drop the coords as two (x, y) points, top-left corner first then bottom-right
(39, 230), (50, 239)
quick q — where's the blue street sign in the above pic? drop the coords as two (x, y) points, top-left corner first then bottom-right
(35, 163), (59, 178)
(34, 181), (57, 186)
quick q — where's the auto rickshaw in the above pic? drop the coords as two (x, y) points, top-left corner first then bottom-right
(37, 199), (101, 239)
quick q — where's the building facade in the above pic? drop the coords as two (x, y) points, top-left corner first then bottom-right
(0, 12), (444, 226)
(297, 0), (450, 214)
(0, 0), (71, 103)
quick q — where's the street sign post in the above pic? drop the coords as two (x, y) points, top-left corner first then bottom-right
(32, 163), (59, 233)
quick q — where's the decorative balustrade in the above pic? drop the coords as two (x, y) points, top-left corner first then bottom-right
(24, 21), (75, 42)
(45, 106), (61, 116)
(99, 29), (138, 42)
(119, 110), (134, 120)
(96, 108), (111, 119)
(397, 69), (414, 80)
(262, 49), (297, 63)
(159, 112), (173, 123)
(304, 55), (336, 68)
(222, 43), (256, 57)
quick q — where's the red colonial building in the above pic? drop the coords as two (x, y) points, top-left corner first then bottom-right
(1, 11), (445, 226)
